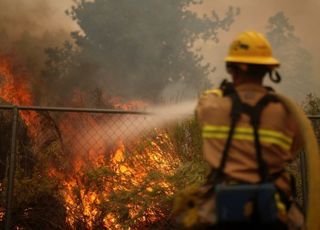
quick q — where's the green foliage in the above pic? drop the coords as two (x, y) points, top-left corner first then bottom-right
(43, 0), (238, 103)
(8, 170), (67, 229)
(43, 117), (206, 229)
(288, 93), (320, 208)
(170, 118), (202, 160)
(1, 113), (207, 229)
(302, 93), (320, 115)
(302, 93), (320, 142)
(168, 118), (209, 188)
(286, 159), (304, 207)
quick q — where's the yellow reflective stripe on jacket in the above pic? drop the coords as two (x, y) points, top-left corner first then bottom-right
(203, 88), (223, 97)
(202, 125), (293, 150)
(203, 126), (292, 144)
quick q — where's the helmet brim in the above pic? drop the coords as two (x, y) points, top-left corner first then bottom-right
(225, 56), (280, 67)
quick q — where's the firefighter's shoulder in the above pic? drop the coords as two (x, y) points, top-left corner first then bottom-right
(202, 88), (223, 97)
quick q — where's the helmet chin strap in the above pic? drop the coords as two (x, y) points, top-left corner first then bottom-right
(269, 70), (281, 83)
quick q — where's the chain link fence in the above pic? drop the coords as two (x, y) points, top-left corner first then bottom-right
(1, 106), (177, 230)
(297, 117), (320, 211)
(0, 105), (318, 229)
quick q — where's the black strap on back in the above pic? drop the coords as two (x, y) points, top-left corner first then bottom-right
(215, 80), (280, 183)
(215, 82), (242, 182)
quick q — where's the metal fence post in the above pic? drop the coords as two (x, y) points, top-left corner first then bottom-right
(4, 107), (18, 230)
(300, 151), (308, 215)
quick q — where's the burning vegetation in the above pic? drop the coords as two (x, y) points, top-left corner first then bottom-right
(0, 54), (207, 229)
(0, 1), (317, 228)
(0, 1), (237, 228)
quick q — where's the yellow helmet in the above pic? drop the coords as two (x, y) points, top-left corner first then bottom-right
(225, 31), (280, 67)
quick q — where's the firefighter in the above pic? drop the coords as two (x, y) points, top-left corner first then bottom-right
(173, 31), (320, 229)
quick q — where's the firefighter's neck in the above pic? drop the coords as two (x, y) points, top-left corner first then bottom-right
(232, 73), (263, 87)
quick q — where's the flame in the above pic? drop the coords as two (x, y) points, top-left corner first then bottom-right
(56, 115), (178, 229)
(110, 97), (149, 110)
(0, 55), (32, 106)
(0, 54), (179, 228)
(0, 54), (40, 137)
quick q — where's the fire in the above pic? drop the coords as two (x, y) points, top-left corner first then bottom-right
(57, 114), (179, 229)
(0, 54), (179, 229)
(110, 97), (149, 110)
(0, 54), (40, 136)
(0, 55), (32, 106)
(41, 96), (180, 228)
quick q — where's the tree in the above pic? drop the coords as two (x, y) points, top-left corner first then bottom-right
(266, 12), (319, 102)
(43, 0), (239, 104)
(302, 93), (320, 142)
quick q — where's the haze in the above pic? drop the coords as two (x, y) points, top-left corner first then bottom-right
(0, 0), (319, 102)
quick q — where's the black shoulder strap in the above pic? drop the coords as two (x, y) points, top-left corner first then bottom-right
(215, 89), (242, 181)
(215, 81), (280, 183)
(245, 94), (280, 182)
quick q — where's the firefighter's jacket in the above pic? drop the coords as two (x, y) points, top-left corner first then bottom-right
(196, 83), (303, 195)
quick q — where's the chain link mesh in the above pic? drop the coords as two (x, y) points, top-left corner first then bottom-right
(2, 108), (181, 229)
(0, 107), (319, 229)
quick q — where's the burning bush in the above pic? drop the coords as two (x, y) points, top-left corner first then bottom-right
(43, 112), (207, 229)
(0, 52), (210, 229)
(0, 107), (68, 229)
(2, 109), (207, 229)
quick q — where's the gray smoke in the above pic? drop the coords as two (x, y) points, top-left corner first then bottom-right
(192, 0), (320, 102)
(0, 1), (318, 105)
(0, 0), (76, 103)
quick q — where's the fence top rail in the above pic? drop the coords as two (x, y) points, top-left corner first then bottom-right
(0, 104), (152, 115)
(308, 115), (320, 120)
(0, 104), (319, 118)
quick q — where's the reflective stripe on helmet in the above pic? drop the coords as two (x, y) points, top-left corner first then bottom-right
(202, 125), (292, 150)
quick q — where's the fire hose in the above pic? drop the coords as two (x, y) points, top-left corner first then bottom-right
(275, 93), (320, 230)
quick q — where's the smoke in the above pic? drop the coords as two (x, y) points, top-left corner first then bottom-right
(0, 0), (77, 43)
(193, 0), (320, 102)
(149, 100), (197, 123)
(76, 100), (197, 154)
(0, 0), (77, 103)
(159, 80), (199, 103)
(0, 1), (318, 105)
